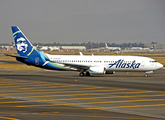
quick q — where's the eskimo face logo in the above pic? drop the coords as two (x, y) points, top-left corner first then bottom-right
(16, 37), (28, 53)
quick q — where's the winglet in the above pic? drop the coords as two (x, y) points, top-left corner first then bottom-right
(79, 52), (83, 56)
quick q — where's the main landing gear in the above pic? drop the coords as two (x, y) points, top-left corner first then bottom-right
(86, 72), (90, 76)
(79, 72), (84, 76)
(79, 72), (90, 76)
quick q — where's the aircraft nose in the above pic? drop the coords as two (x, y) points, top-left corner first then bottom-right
(158, 63), (163, 69)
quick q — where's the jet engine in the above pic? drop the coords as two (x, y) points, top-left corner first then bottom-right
(89, 67), (106, 74)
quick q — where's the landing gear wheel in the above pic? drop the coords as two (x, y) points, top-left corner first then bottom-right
(144, 74), (148, 77)
(86, 72), (90, 76)
(79, 72), (84, 76)
(103, 68), (106, 74)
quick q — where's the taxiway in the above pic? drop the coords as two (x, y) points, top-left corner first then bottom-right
(0, 69), (165, 120)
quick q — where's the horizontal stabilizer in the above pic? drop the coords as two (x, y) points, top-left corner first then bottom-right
(4, 54), (27, 59)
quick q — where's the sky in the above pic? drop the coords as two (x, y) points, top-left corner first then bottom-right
(0, 0), (165, 44)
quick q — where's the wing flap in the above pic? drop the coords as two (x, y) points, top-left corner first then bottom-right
(51, 61), (90, 70)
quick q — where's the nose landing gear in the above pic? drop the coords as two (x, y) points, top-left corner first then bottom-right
(144, 74), (148, 77)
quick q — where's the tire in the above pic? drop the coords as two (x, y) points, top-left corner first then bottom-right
(103, 68), (106, 74)
(86, 72), (90, 76)
(79, 72), (84, 76)
(144, 74), (148, 77)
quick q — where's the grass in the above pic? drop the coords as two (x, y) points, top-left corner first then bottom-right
(0, 64), (43, 71)
(0, 56), (16, 61)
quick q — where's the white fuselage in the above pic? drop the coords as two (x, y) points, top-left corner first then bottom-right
(47, 54), (163, 72)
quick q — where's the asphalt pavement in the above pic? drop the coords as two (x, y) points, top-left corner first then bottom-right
(0, 69), (165, 120)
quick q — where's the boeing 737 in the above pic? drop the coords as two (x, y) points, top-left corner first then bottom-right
(105, 43), (121, 51)
(7, 26), (163, 77)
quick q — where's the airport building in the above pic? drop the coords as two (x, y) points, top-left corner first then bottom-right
(60, 46), (86, 51)
(0, 46), (15, 51)
(35, 45), (86, 52)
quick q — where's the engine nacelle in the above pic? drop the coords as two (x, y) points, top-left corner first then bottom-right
(89, 67), (106, 74)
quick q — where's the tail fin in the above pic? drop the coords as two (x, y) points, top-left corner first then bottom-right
(105, 43), (108, 48)
(11, 26), (35, 56)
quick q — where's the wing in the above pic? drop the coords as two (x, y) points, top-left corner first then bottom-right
(52, 61), (90, 71)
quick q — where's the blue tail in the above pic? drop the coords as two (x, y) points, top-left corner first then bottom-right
(12, 26), (35, 57)
(11, 26), (50, 67)
(11, 26), (67, 71)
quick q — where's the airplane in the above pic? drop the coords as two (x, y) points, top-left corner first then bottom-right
(105, 43), (121, 51)
(48, 46), (60, 51)
(38, 46), (49, 51)
(6, 26), (163, 77)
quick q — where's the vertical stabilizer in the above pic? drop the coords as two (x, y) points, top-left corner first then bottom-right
(11, 26), (35, 56)
(105, 43), (108, 49)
